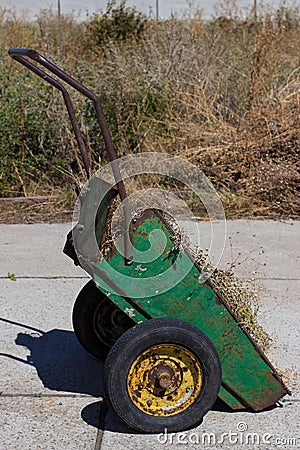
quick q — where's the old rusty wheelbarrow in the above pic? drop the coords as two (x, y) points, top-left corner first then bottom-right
(9, 48), (290, 433)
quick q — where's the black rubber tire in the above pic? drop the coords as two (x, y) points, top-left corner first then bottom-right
(72, 280), (134, 360)
(104, 317), (222, 433)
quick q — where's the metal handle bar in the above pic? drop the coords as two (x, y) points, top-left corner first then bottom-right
(8, 48), (127, 202)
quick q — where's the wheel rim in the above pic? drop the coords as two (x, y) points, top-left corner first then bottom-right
(93, 299), (132, 347)
(127, 344), (203, 416)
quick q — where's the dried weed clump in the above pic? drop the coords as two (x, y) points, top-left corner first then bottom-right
(192, 237), (271, 351)
(206, 265), (271, 351)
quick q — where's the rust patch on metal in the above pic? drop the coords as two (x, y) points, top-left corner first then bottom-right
(251, 371), (291, 411)
(131, 209), (158, 230)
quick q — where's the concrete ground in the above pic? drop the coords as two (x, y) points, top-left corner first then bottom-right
(0, 220), (299, 449)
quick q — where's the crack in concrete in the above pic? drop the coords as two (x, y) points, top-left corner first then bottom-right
(0, 276), (88, 279)
(0, 393), (102, 398)
(1, 276), (299, 281)
(94, 399), (107, 450)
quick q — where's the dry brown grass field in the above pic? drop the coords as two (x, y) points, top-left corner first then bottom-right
(0, 2), (299, 222)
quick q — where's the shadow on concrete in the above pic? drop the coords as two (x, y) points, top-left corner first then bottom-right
(82, 400), (139, 434)
(1, 318), (279, 435)
(81, 398), (258, 434)
(84, 399), (279, 435)
(81, 400), (234, 434)
(12, 327), (104, 397)
(80, 387), (278, 434)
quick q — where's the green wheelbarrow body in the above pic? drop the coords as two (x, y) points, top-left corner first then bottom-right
(64, 178), (289, 413)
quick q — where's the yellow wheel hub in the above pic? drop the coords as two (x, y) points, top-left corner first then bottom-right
(127, 344), (203, 416)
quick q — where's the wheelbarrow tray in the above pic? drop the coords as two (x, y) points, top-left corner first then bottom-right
(64, 182), (290, 412)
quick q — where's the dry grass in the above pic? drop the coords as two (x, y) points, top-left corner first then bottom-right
(0, 189), (75, 223)
(0, 3), (299, 220)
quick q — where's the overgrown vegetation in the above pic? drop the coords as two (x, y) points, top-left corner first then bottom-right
(0, 1), (299, 220)
(88, 0), (147, 45)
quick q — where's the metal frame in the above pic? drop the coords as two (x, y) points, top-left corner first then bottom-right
(8, 48), (127, 202)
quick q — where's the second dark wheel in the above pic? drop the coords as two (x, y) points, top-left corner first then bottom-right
(72, 280), (134, 360)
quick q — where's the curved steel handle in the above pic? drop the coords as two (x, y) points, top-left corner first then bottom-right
(8, 48), (127, 203)
(9, 48), (131, 262)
